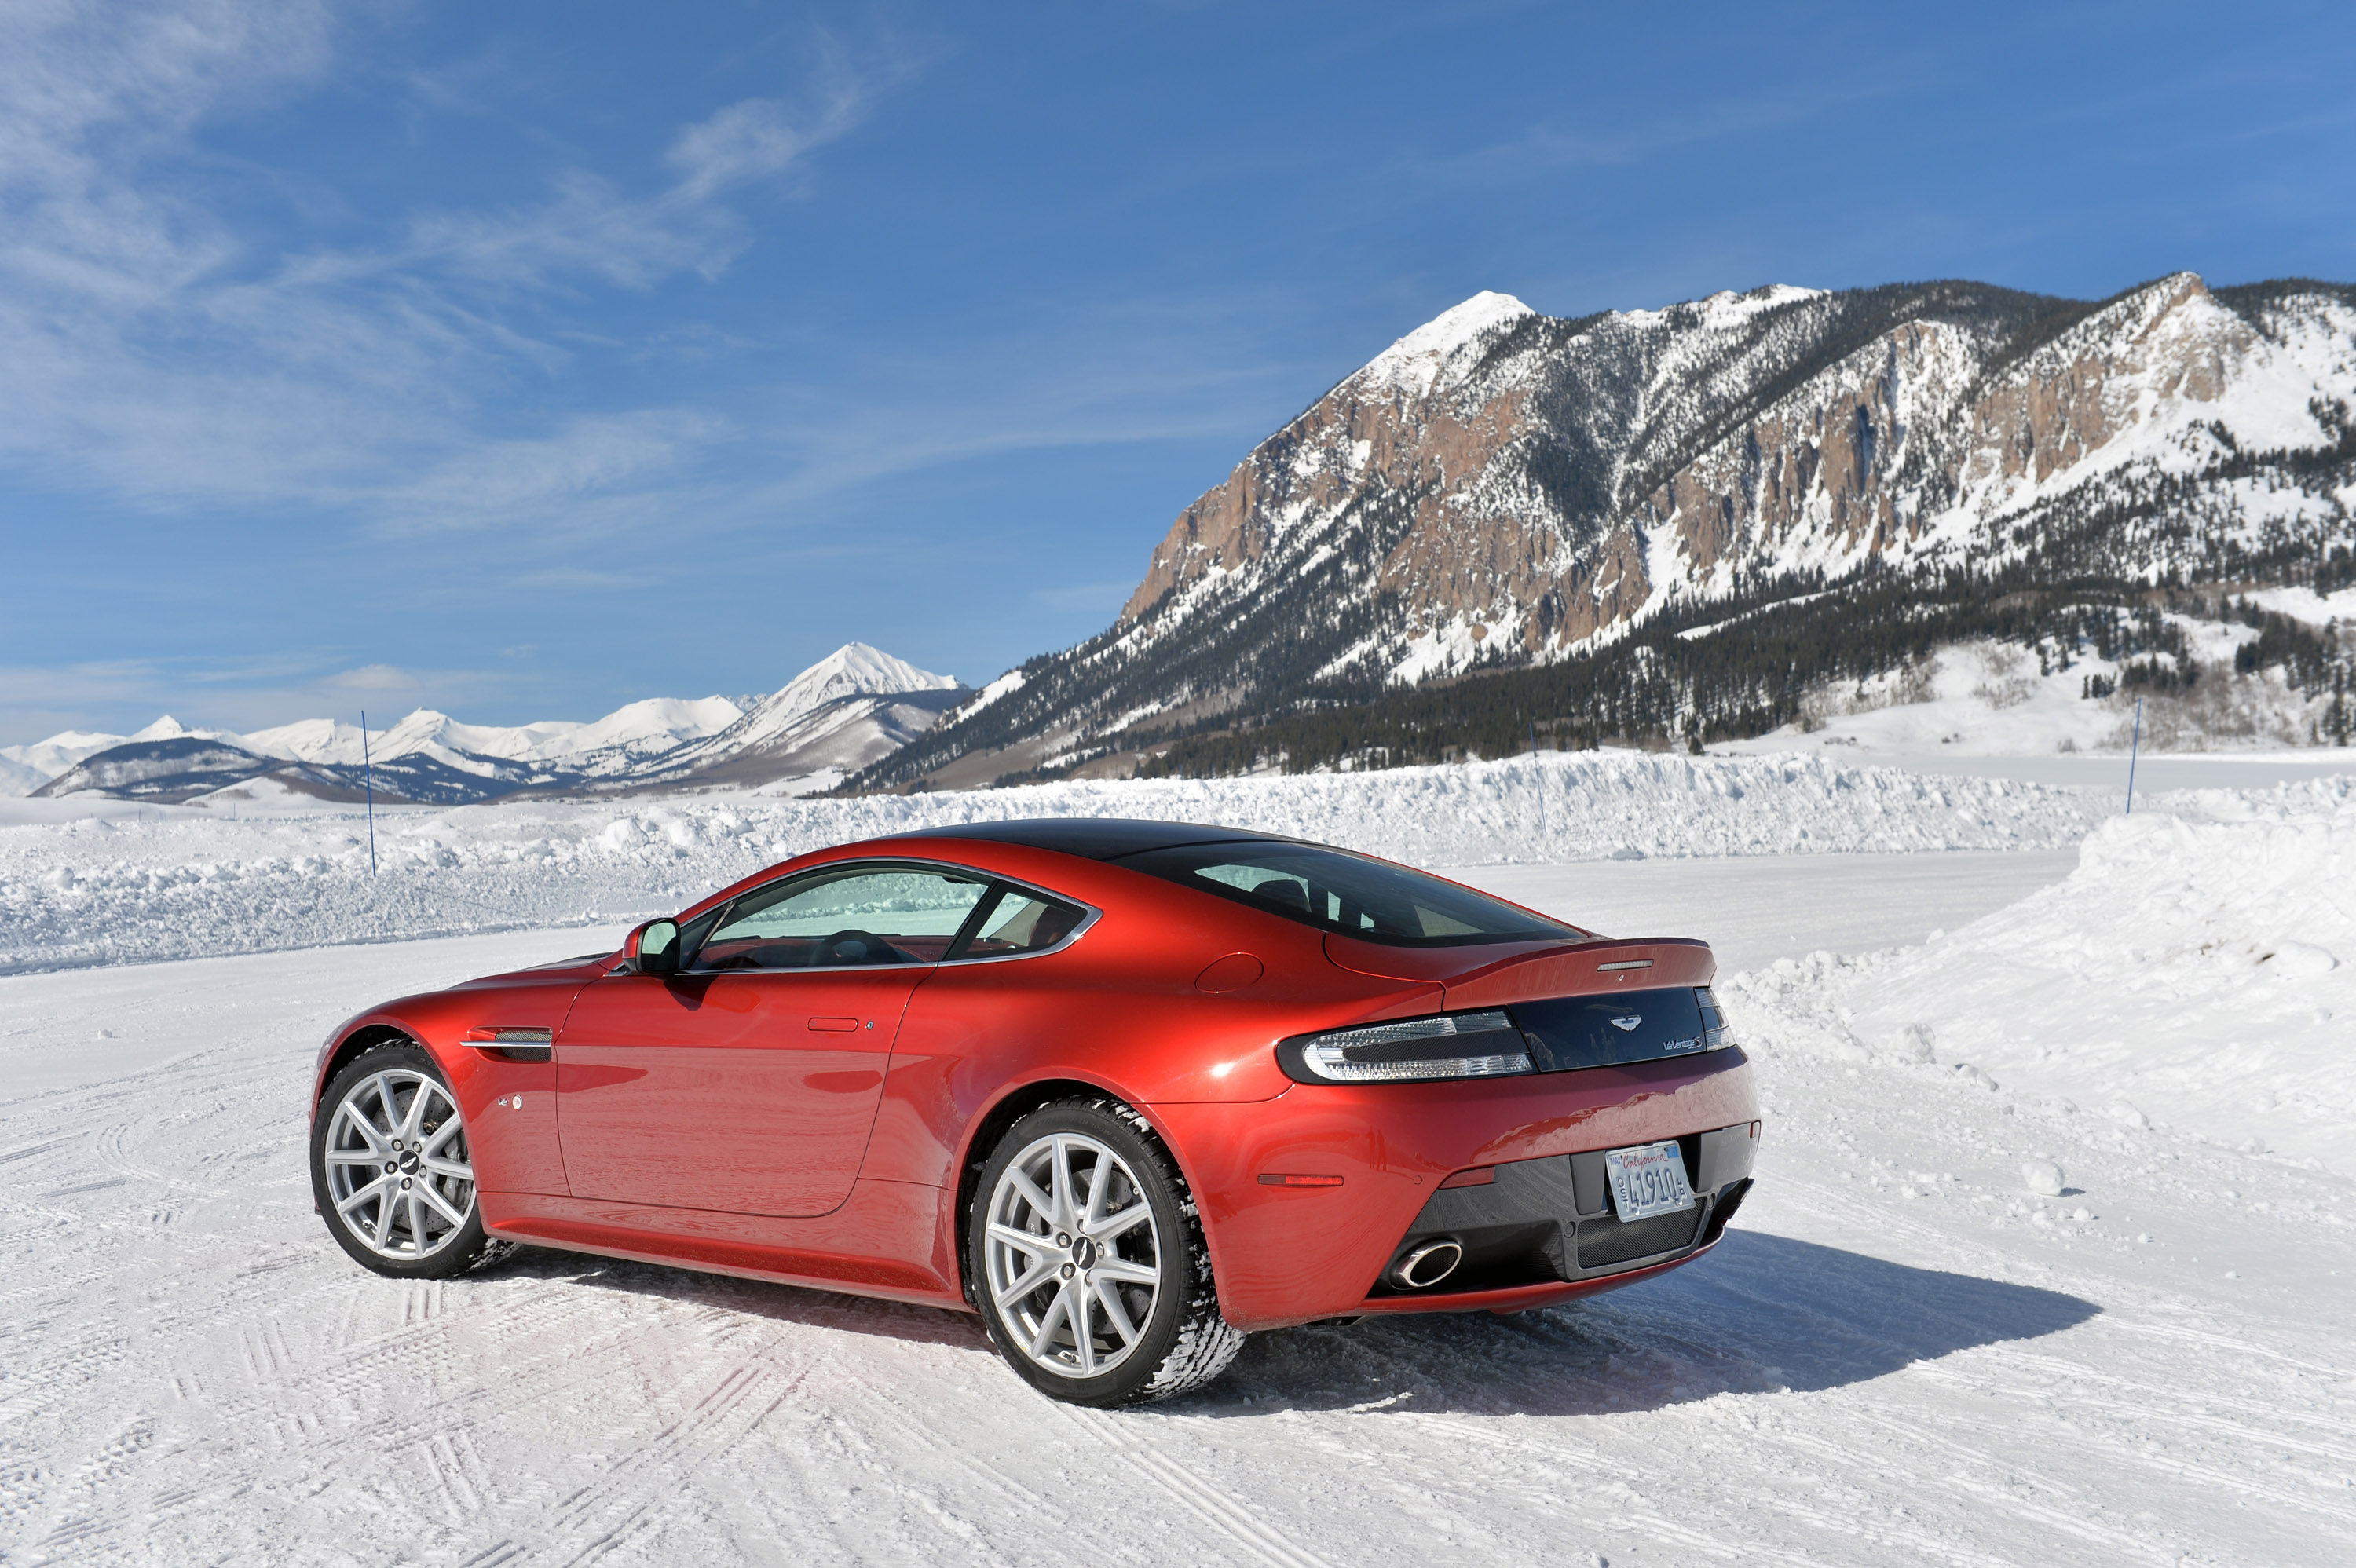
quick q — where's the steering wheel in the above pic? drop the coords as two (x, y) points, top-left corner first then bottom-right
(815, 929), (905, 967)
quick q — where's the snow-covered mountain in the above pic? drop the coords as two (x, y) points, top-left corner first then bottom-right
(0, 729), (130, 795)
(635, 645), (963, 795)
(16, 645), (960, 803)
(240, 696), (747, 780)
(861, 273), (2356, 787)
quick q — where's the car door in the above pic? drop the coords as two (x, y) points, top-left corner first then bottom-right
(554, 862), (990, 1217)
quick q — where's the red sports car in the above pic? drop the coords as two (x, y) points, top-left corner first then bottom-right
(309, 820), (1758, 1405)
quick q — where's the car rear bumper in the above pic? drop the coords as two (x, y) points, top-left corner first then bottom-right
(1147, 1047), (1758, 1331)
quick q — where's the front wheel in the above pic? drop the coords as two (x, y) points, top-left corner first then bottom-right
(311, 1042), (496, 1278)
(968, 1099), (1245, 1405)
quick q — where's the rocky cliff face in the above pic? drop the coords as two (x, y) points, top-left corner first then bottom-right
(865, 273), (2356, 787)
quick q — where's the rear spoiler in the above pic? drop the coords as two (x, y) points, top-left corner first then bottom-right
(1324, 933), (1714, 1007)
(1444, 938), (1714, 1009)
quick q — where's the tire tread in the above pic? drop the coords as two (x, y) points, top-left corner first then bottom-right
(971, 1095), (1246, 1405)
(312, 1040), (496, 1281)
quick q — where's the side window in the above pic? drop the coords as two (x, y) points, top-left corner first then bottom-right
(947, 886), (1087, 960)
(690, 865), (990, 970)
(1120, 844), (1576, 947)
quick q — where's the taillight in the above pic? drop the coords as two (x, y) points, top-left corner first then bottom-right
(1275, 1011), (1534, 1084)
(1696, 987), (1736, 1050)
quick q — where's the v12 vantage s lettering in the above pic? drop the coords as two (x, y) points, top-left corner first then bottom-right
(309, 819), (1760, 1406)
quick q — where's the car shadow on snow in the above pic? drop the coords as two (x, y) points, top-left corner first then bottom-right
(1198, 1229), (2100, 1419)
(474, 1229), (2096, 1419)
(492, 1245), (990, 1351)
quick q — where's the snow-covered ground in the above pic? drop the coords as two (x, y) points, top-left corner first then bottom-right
(1, 751), (2134, 975)
(1718, 625), (2354, 764)
(5, 766), (2354, 1564)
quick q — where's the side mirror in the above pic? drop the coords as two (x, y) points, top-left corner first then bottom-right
(627, 919), (681, 976)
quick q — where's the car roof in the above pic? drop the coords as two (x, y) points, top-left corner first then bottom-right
(873, 817), (1297, 862)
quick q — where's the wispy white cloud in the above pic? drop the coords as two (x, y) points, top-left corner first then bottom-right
(320, 663), (423, 695)
(375, 409), (734, 535)
(1030, 581), (1137, 617)
(1392, 82), (1911, 192)
(0, 652), (535, 743)
(668, 76), (867, 203)
(728, 286), (1326, 516)
(0, 2), (880, 534)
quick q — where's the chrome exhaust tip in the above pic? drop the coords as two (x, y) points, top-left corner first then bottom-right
(1390, 1239), (1463, 1289)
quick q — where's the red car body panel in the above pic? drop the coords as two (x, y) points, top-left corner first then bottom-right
(556, 967), (916, 1215)
(1151, 1049), (1755, 1328)
(311, 827), (1761, 1332)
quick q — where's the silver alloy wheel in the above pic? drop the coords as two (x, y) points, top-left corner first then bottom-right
(982, 1131), (1164, 1379)
(323, 1069), (476, 1260)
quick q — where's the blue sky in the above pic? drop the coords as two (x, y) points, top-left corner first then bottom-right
(4, 0), (2352, 744)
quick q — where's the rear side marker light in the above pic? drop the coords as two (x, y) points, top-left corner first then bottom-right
(1258, 1173), (1344, 1187)
(1439, 1167), (1497, 1189)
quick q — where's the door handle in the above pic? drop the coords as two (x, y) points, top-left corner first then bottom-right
(807, 1017), (860, 1033)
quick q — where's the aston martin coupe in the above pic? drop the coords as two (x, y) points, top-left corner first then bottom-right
(309, 819), (1758, 1405)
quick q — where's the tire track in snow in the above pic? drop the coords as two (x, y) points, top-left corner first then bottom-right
(1763, 1420), (2163, 1563)
(1400, 1410), (1914, 1568)
(265, 1288), (632, 1460)
(1057, 1405), (1335, 1568)
(2105, 1315), (2353, 1380)
(463, 1356), (807, 1568)
(1862, 1373), (2356, 1533)
(810, 1358), (1074, 1548)
(1979, 1343), (2356, 1463)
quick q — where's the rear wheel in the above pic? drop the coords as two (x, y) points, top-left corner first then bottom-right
(312, 1043), (496, 1278)
(969, 1099), (1245, 1405)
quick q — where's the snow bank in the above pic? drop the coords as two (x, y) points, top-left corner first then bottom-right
(1729, 774), (2356, 1170)
(1, 751), (2113, 974)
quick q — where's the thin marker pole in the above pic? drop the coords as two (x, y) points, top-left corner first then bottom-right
(361, 710), (377, 875)
(2124, 696), (2142, 816)
(1529, 719), (1547, 850)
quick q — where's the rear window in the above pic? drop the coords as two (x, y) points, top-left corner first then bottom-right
(1118, 842), (1583, 948)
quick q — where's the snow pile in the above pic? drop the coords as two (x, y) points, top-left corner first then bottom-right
(0, 751), (2116, 974)
(1729, 774), (2356, 1170)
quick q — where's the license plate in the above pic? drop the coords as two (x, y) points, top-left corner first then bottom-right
(1603, 1141), (1695, 1220)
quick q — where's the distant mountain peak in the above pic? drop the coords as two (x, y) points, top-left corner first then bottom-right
(1359, 291), (1536, 394)
(662, 644), (962, 779)
(765, 643), (958, 713)
(2, 643), (960, 802)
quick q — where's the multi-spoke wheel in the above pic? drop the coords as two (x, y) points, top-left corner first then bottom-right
(311, 1043), (495, 1278)
(969, 1100), (1245, 1405)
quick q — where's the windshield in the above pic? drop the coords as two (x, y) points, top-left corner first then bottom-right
(1117, 842), (1584, 948)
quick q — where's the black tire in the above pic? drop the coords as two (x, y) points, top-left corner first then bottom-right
(311, 1042), (498, 1279)
(967, 1098), (1246, 1406)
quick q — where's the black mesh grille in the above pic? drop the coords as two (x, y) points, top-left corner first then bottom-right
(1576, 1204), (1703, 1269)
